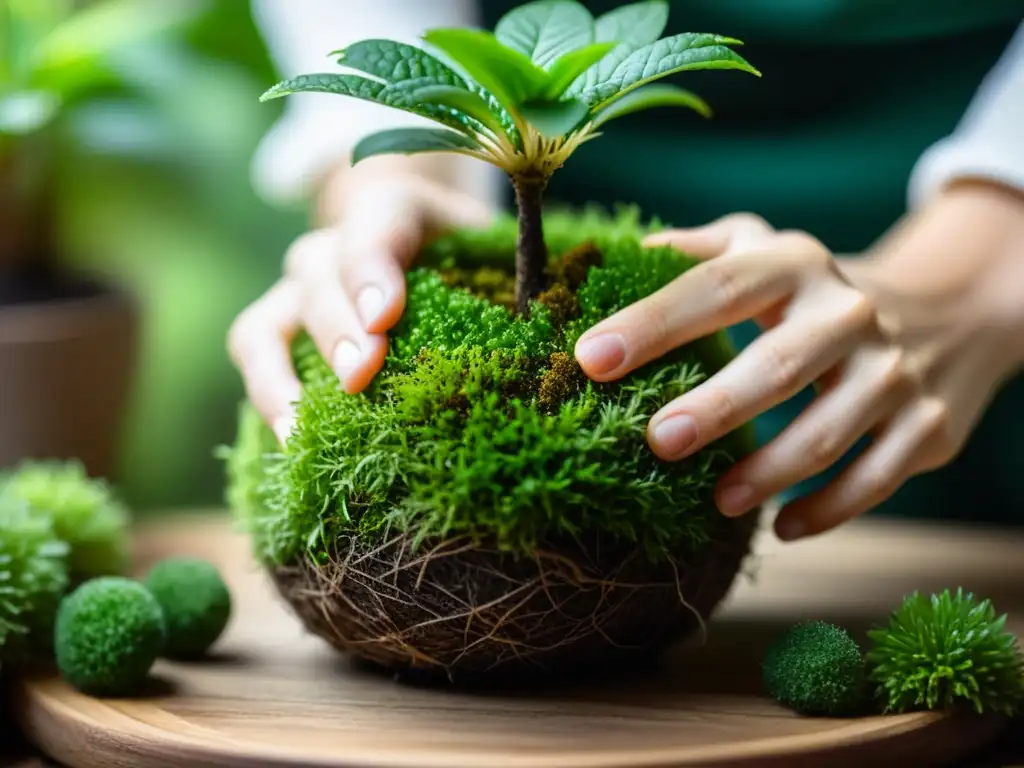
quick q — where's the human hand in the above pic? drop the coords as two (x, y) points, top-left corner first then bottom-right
(574, 183), (1024, 541)
(228, 160), (493, 444)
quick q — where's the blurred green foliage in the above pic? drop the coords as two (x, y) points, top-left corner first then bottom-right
(46, 0), (304, 512)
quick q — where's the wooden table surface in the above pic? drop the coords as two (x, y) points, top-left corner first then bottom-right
(4, 510), (1024, 767)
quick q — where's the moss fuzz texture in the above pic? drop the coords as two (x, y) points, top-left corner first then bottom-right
(144, 558), (232, 659)
(763, 621), (867, 717)
(226, 207), (759, 682)
(54, 577), (165, 697)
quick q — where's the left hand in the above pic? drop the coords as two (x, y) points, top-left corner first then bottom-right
(573, 182), (1024, 541)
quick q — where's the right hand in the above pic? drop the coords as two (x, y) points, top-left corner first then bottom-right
(228, 163), (494, 444)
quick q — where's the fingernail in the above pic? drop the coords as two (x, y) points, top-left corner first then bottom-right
(651, 414), (698, 458)
(575, 333), (626, 375)
(356, 286), (386, 327)
(332, 339), (363, 384)
(717, 484), (755, 517)
(776, 517), (806, 541)
(274, 410), (297, 446)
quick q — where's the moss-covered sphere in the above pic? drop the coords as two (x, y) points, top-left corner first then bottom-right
(763, 621), (866, 716)
(2, 461), (129, 584)
(225, 209), (759, 683)
(0, 492), (69, 662)
(54, 577), (165, 697)
(144, 558), (231, 659)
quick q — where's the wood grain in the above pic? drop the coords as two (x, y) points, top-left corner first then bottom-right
(11, 512), (1024, 768)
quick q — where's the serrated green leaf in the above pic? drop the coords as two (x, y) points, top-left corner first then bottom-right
(581, 33), (760, 107)
(495, 0), (594, 69)
(518, 98), (590, 138)
(333, 39), (467, 89)
(574, 1), (670, 94)
(543, 42), (615, 100)
(351, 126), (482, 166)
(590, 84), (710, 127)
(259, 74), (475, 136)
(407, 84), (509, 138)
(422, 28), (547, 118)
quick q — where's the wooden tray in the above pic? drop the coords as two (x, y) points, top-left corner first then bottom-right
(11, 512), (1023, 768)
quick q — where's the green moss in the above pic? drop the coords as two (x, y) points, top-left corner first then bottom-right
(866, 589), (1024, 716)
(1, 461), (129, 584)
(143, 558), (231, 659)
(763, 621), (867, 717)
(225, 207), (754, 567)
(54, 577), (165, 697)
(0, 492), (69, 663)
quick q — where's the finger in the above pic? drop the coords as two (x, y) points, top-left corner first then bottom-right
(227, 280), (303, 443)
(645, 291), (868, 462)
(714, 344), (914, 517)
(773, 396), (951, 540)
(575, 237), (822, 381)
(336, 180), (495, 334)
(642, 213), (774, 260)
(295, 247), (390, 394)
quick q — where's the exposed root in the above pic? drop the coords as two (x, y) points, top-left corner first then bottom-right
(269, 506), (760, 686)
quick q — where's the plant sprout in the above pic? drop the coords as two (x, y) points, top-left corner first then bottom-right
(260, 0), (760, 315)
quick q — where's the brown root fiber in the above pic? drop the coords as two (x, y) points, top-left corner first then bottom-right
(269, 506), (759, 686)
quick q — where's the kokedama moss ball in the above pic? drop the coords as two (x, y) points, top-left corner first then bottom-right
(54, 577), (165, 697)
(225, 209), (760, 684)
(763, 621), (866, 717)
(866, 588), (1024, 716)
(144, 558), (231, 659)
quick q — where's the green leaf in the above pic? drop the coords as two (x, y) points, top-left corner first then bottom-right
(332, 39), (467, 89)
(577, 1), (670, 92)
(0, 90), (60, 135)
(422, 28), (547, 115)
(351, 126), (482, 166)
(518, 98), (590, 138)
(407, 84), (509, 138)
(543, 42), (616, 100)
(495, 0), (595, 69)
(259, 74), (474, 136)
(590, 84), (711, 127)
(581, 33), (761, 107)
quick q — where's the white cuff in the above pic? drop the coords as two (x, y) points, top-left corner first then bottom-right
(909, 21), (1024, 208)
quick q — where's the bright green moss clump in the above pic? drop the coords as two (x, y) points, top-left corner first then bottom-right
(144, 558), (231, 659)
(0, 492), (69, 663)
(763, 621), (867, 717)
(226, 208), (753, 568)
(54, 577), (165, 697)
(866, 589), (1024, 716)
(1, 461), (129, 584)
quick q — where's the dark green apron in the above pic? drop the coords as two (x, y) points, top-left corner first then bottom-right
(481, 1), (1024, 526)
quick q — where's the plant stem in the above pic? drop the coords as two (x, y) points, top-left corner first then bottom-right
(512, 175), (548, 316)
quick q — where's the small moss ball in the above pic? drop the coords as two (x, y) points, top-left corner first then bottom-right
(144, 558), (231, 659)
(55, 577), (165, 696)
(763, 621), (866, 716)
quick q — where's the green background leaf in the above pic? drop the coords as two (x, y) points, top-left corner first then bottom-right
(495, 0), (595, 69)
(577, 1), (670, 92)
(351, 126), (481, 165)
(334, 39), (466, 88)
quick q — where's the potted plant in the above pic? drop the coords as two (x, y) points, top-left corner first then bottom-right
(0, 0), (191, 478)
(227, 0), (762, 684)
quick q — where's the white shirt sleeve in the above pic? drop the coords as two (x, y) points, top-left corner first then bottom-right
(909, 21), (1024, 207)
(250, 0), (500, 208)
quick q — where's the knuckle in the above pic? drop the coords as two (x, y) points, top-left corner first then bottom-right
(226, 308), (257, 364)
(777, 229), (828, 258)
(283, 230), (333, 277)
(803, 430), (843, 471)
(702, 387), (740, 433)
(762, 341), (804, 392)
(726, 212), (771, 232)
(702, 260), (744, 311)
(859, 466), (897, 505)
(877, 348), (914, 394)
(841, 292), (877, 331)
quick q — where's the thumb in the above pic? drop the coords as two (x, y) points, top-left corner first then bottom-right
(643, 213), (775, 260)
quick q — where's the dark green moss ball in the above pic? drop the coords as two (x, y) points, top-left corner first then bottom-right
(54, 577), (165, 697)
(763, 621), (866, 717)
(144, 558), (231, 659)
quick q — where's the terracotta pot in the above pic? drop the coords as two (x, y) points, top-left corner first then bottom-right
(0, 278), (139, 479)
